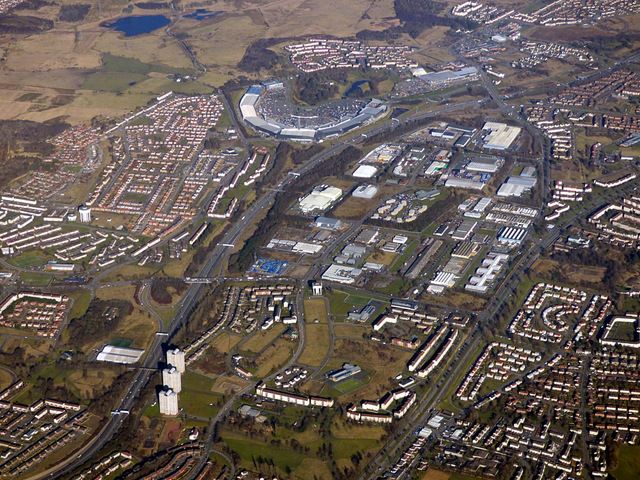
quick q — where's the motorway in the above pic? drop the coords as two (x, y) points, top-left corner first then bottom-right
(36, 98), (485, 480)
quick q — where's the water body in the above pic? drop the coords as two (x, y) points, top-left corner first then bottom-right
(183, 9), (222, 20)
(103, 15), (170, 37)
(344, 79), (372, 98)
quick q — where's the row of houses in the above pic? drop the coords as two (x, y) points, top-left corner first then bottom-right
(285, 38), (417, 73)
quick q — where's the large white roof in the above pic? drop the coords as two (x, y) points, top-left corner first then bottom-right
(352, 165), (378, 178)
(96, 345), (144, 364)
(482, 122), (521, 150)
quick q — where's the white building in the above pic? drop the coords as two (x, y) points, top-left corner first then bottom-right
(352, 184), (379, 199)
(78, 205), (91, 223)
(352, 165), (378, 178)
(481, 122), (522, 150)
(322, 264), (362, 284)
(162, 367), (182, 393)
(299, 185), (343, 213)
(166, 348), (185, 373)
(159, 389), (179, 416)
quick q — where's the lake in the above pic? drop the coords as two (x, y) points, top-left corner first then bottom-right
(103, 15), (170, 37)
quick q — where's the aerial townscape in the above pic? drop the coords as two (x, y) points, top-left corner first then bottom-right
(1, 0), (640, 479)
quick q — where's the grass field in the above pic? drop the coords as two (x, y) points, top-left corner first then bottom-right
(422, 470), (450, 480)
(20, 272), (53, 286)
(253, 338), (294, 377)
(612, 445), (640, 480)
(66, 368), (119, 399)
(0, 368), (15, 390)
(241, 323), (286, 354)
(9, 250), (53, 268)
(422, 471), (482, 480)
(180, 371), (223, 418)
(330, 338), (411, 402)
(221, 408), (387, 478)
(532, 258), (605, 285)
(299, 298), (331, 367)
(331, 196), (376, 220)
(327, 289), (372, 320)
(221, 430), (309, 476)
(68, 290), (92, 319)
(209, 331), (243, 353)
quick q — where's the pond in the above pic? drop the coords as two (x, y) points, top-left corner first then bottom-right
(103, 15), (170, 37)
(344, 79), (372, 98)
(183, 9), (222, 20)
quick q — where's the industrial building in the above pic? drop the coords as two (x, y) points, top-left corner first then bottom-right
(352, 165), (378, 178)
(481, 122), (522, 150)
(299, 185), (342, 213)
(413, 66), (479, 86)
(96, 345), (144, 364)
(465, 252), (509, 293)
(497, 226), (528, 245)
(352, 184), (379, 199)
(497, 175), (537, 197)
(322, 264), (362, 284)
(315, 216), (342, 230)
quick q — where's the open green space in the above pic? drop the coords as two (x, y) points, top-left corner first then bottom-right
(299, 298), (330, 366)
(612, 444), (640, 480)
(68, 290), (92, 319)
(326, 289), (372, 319)
(180, 371), (223, 418)
(20, 272), (52, 286)
(9, 249), (52, 268)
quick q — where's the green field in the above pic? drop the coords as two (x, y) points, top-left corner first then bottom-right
(83, 53), (195, 93)
(20, 272), (52, 286)
(327, 290), (373, 319)
(612, 445), (640, 480)
(331, 374), (369, 395)
(68, 290), (92, 319)
(180, 371), (223, 418)
(9, 250), (52, 268)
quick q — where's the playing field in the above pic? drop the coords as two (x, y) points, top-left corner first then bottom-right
(299, 298), (331, 367)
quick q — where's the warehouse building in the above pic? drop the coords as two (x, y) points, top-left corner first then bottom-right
(352, 165), (378, 178)
(481, 122), (522, 150)
(315, 216), (342, 230)
(322, 264), (362, 284)
(299, 185), (343, 213)
(96, 345), (144, 364)
(497, 175), (537, 197)
(497, 226), (528, 245)
(352, 184), (379, 199)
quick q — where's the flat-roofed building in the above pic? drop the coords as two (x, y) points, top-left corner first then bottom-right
(299, 185), (342, 213)
(481, 122), (522, 150)
(96, 345), (144, 364)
